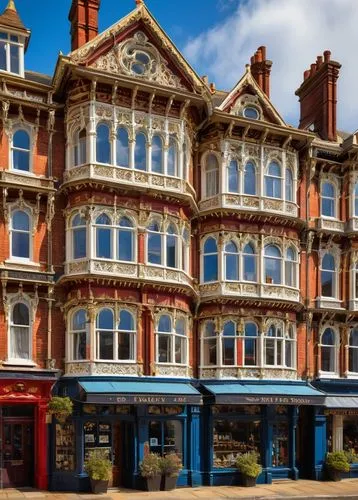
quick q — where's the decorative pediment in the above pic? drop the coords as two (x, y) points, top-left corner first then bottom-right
(217, 67), (286, 126)
(69, 3), (208, 96)
(91, 31), (187, 91)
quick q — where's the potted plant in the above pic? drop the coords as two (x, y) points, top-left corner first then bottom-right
(160, 453), (182, 491)
(139, 453), (161, 491)
(325, 451), (350, 481)
(48, 396), (73, 423)
(85, 449), (112, 494)
(236, 451), (262, 487)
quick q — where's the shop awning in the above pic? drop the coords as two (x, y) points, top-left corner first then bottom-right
(325, 396), (358, 408)
(78, 381), (202, 405)
(202, 382), (325, 405)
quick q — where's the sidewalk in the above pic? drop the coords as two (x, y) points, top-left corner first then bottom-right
(1, 479), (358, 500)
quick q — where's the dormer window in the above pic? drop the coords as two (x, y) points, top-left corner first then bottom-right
(243, 106), (259, 120)
(0, 31), (23, 75)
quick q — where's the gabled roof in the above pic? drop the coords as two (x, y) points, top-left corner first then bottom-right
(68, 1), (209, 97)
(217, 65), (286, 126)
(0, 0), (28, 32)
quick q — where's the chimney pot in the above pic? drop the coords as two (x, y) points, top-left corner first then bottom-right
(324, 50), (331, 62)
(259, 46), (266, 60)
(210, 82), (216, 93)
(250, 56), (255, 65)
(310, 63), (317, 76)
(316, 55), (323, 68)
(69, 0), (101, 51)
(304, 70), (310, 81)
(256, 48), (263, 63)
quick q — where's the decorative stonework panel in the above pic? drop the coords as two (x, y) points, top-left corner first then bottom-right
(199, 367), (297, 380)
(155, 364), (190, 378)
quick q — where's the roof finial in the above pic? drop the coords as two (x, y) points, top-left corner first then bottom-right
(135, 0), (144, 5)
(6, 0), (16, 11)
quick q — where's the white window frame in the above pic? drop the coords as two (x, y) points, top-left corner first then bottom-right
(0, 31), (25, 77)
(93, 213), (136, 263)
(7, 297), (35, 366)
(9, 208), (33, 263)
(69, 308), (89, 362)
(203, 152), (220, 199)
(320, 251), (339, 300)
(201, 235), (219, 284)
(321, 179), (338, 219)
(155, 314), (188, 366)
(146, 221), (180, 270)
(10, 125), (33, 174)
(319, 326), (339, 377)
(95, 307), (136, 363)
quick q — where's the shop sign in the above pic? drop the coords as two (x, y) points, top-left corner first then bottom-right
(86, 393), (202, 405)
(324, 409), (358, 416)
(216, 395), (325, 405)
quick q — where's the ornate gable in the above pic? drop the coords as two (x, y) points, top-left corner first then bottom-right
(69, 3), (207, 96)
(218, 67), (285, 126)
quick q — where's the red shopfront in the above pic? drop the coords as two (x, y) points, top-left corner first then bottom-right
(0, 375), (56, 489)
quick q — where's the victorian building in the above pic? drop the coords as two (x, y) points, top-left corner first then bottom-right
(0, 0), (358, 492)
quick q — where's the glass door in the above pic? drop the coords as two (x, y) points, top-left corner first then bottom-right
(2, 419), (34, 487)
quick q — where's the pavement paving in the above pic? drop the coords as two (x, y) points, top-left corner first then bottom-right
(1, 479), (358, 500)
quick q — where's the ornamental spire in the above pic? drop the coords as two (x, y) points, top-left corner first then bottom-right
(135, 0), (144, 5)
(6, 0), (16, 11)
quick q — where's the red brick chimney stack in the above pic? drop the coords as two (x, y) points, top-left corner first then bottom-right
(296, 50), (341, 142)
(69, 0), (101, 52)
(250, 46), (272, 98)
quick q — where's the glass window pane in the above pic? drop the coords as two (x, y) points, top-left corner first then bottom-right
(223, 338), (235, 365)
(13, 150), (30, 171)
(116, 128), (129, 167)
(0, 41), (6, 70)
(175, 319), (185, 336)
(96, 124), (111, 164)
(73, 332), (87, 360)
(228, 160), (239, 193)
(158, 335), (170, 362)
(96, 228), (112, 259)
(225, 254), (238, 280)
(119, 310), (134, 331)
(322, 198), (334, 217)
(13, 303), (29, 325)
(158, 315), (171, 332)
(10, 325), (29, 359)
(73, 309), (86, 330)
(272, 423), (289, 467)
(135, 133), (146, 171)
(168, 139), (177, 176)
(12, 211), (29, 230)
(322, 346), (334, 372)
(244, 162), (256, 195)
(175, 335), (185, 364)
(74, 228), (86, 259)
(118, 332), (130, 360)
(213, 420), (260, 468)
(148, 233), (162, 264)
(265, 257), (281, 284)
(118, 230), (133, 261)
(14, 130), (30, 150)
(204, 238), (217, 253)
(164, 421), (182, 457)
(99, 331), (113, 360)
(10, 44), (19, 74)
(12, 232), (29, 258)
(285, 168), (293, 201)
(97, 309), (114, 329)
(321, 271), (333, 297)
(245, 338), (256, 365)
(204, 254), (218, 282)
(152, 136), (163, 174)
(265, 339), (275, 365)
(285, 341), (293, 367)
(244, 254), (256, 281)
(322, 182), (334, 197)
(166, 234), (176, 268)
(204, 338), (217, 365)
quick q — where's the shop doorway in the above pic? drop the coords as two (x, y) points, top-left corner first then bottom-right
(1, 417), (34, 487)
(296, 407), (313, 479)
(111, 421), (135, 489)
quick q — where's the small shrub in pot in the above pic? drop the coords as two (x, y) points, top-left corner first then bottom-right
(160, 453), (182, 491)
(325, 451), (350, 481)
(139, 453), (161, 491)
(85, 449), (112, 494)
(236, 451), (262, 487)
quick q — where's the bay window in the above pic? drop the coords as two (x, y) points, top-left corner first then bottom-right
(95, 214), (135, 262)
(0, 32), (23, 75)
(147, 222), (180, 269)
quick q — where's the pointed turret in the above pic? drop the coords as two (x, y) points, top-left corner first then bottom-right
(0, 0), (30, 49)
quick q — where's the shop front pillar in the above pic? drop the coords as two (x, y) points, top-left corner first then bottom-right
(36, 402), (49, 490)
(289, 407), (299, 480)
(332, 415), (343, 452)
(313, 409), (327, 480)
(262, 406), (272, 484)
(188, 406), (202, 486)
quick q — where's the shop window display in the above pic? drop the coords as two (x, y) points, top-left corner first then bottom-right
(55, 423), (75, 471)
(343, 416), (358, 454)
(84, 421), (112, 462)
(148, 420), (182, 457)
(213, 419), (260, 468)
(272, 422), (289, 467)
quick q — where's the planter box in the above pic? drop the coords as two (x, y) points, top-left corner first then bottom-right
(161, 474), (178, 491)
(90, 479), (109, 494)
(145, 475), (161, 491)
(239, 474), (257, 487)
(327, 468), (342, 482)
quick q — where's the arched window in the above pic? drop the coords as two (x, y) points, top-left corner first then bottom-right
(285, 168), (293, 201)
(157, 314), (171, 363)
(203, 237), (218, 282)
(135, 132), (147, 171)
(118, 310), (135, 360)
(96, 309), (114, 360)
(321, 182), (336, 217)
(205, 154), (219, 197)
(264, 245), (282, 284)
(228, 160), (239, 193)
(72, 214), (87, 260)
(321, 328), (336, 373)
(224, 241), (239, 280)
(244, 161), (256, 195)
(147, 222), (162, 265)
(167, 136), (178, 177)
(244, 322), (258, 366)
(10, 302), (30, 360)
(95, 214), (112, 259)
(166, 224), (178, 268)
(354, 183), (358, 217)
(116, 127), (129, 168)
(285, 325), (295, 368)
(321, 253), (336, 298)
(222, 321), (236, 365)
(12, 130), (30, 172)
(70, 309), (88, 360)
(265, 324), (283, 366)
(243, 243), (256, 281)
(151, 135), (163, 174)
(74, 129), (86, 166)
(96, 123), (111, 164)
(349, 328), (358, 373)
(265, 161), (282, 199)
(203, 321), (217, 366)
(285, 247), (297, 287)
(118, 216), (134, 262)
(11, 210), (30, 259)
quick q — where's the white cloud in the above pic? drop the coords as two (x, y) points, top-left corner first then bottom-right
(183, 0), (358, 132)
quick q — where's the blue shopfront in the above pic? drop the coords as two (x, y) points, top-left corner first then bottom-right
(313, 379), (358, 479)
(199, 381), (326, 485)
(49, 377), (203, 492)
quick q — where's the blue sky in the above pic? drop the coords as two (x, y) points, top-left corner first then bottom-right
(4, 0), (358, 131)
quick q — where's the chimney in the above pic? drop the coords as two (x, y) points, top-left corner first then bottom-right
(250, 46), (272, 98)
(69, 0), (101, 52)
(295, 51), (341, 141)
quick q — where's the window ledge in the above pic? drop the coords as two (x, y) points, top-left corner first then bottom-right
(3, 259), (40, 269)
(318, 371), (340, 379)
(3, 359), (37, 367)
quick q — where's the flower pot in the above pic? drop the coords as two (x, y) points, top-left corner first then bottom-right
(239, 474), (257, 487)
(161, 474), (178, 491)
(145, 475), (161, 491)
(90, 478), (109, 494)
(327, 468), (342, 482)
